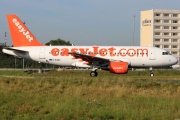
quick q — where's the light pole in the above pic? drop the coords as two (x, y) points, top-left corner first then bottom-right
(133, 15), (135, 46)
(22, 21), (26, 70)
(4, 32), (7, 47)
(179, 40), (180, 68)
(15, 57), (16, 69)
(131, 15), (136, 71)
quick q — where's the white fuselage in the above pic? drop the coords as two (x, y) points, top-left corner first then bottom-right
(3, 46), (178, 68)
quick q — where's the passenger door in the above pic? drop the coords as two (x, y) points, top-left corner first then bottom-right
(39, 48), (46, 59)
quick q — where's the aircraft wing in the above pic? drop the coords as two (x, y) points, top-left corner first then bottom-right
(69, 52), (113, 63)
(3, 47), (29, 54)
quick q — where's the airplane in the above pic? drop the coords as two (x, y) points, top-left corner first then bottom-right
(3, 14), (178, 77)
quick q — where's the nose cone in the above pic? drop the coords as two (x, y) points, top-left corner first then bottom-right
(170, 56), (178, 65)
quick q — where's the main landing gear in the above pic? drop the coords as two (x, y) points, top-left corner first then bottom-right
(90, 68), (98, 77)
(90, 71), (98, 77)
(89, 67), (155, 77)
(149, 67), (154, 77)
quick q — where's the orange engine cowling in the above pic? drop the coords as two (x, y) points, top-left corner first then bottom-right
(109, 61), (128, 74)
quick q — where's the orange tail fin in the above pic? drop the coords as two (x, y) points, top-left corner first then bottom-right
(7, 14), (44, 47)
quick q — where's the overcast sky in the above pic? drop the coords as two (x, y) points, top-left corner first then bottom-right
(1, 0), (180, 46)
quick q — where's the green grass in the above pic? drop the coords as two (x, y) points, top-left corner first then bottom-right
(0, 70), (180, 119)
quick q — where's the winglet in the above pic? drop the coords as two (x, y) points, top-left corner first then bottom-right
(7, 14), (44, 47)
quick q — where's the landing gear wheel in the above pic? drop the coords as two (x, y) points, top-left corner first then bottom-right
(150, 72), (154, 77)
(90, 71), (98, 77)
(149, 67), (154, 77)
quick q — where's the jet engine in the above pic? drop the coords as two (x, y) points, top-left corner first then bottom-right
(109, 61), (128, 74)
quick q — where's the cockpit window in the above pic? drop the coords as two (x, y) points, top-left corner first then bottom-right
(162, 52), (171, 55)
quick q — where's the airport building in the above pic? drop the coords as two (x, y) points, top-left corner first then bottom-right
(140, 9), (180, 68)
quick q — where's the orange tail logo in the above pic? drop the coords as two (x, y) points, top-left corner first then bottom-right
(7, 14), (44, 47)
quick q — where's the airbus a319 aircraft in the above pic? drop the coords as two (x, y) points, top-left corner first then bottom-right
(3, 14), (178, 77)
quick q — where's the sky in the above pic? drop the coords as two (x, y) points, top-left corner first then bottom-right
(1, 0), (180, 46)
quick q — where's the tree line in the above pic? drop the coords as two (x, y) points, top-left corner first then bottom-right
(0, 38), (71, 68)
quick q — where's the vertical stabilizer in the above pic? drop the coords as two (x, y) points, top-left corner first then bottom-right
(7, 14), (44, 47)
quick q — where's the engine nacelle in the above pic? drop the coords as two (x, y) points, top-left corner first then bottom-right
(109, 61), (128, 74)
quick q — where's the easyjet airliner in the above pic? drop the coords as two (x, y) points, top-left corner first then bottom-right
(3, 14), (178, 77)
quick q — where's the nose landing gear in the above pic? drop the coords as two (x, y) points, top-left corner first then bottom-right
(149, 67), (154, 77)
